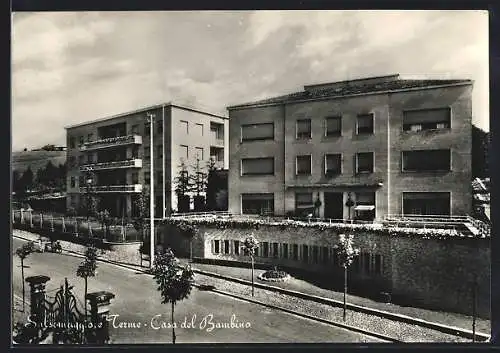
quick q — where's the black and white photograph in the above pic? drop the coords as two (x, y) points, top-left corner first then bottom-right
(11, 10), (491, 345)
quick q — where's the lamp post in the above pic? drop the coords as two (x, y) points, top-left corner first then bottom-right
(146, 112), (155, 269)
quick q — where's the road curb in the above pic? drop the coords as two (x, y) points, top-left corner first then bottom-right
(13, 233), (490, 342)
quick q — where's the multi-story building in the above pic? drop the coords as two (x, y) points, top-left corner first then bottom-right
(227, 74), (473, 221)
(65, 102), (228, 218)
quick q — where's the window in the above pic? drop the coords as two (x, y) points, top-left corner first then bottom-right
(145, 172), (150, 184)
(79, 136), (84, 146)
(325, 117), (342, 137)
(292, 244), (299, 260)
(241, 123), (274, 141)
(70, 177), (75, 188)
(157, 120), (163, 134)
(357, 114), (374, 134)
(234, 240), (240, 255)
(144, 147), (150, 158)
(282, 243), (289, 259)
(156, 145), (163, 159)
(210, 122), (224, 140)
(241, 158), (274, 175)
(131, 124), (139, 134)
(132, 146), (139, 158)
(180, 120), (189, 134)
(69, 137), (76, 149)
(295, 193), (313, 213)
(241, 193), (274, 215)
(272, 243), (279, 258)
(354, 192), (375, 221)
(402, 192), (451, 216)
(180, 145), (189, 161)
(296, 155), (311, 175)
(131, 172), (139, 184)
(262, 242), (269, 257)
(195, 123), (204, 136)
(356, 152), (374, 173)
(302, 245), (309, 263)
(223, 240), (230, 254)
(296, 119), (311, 139)
(402, 150), (451, 172)
(403, 108), (451, 132)
(325, 154), (342, 175)
(87, 133), (93, 142)
(195, 147), (204, 160)
(213, 240), (220, 254)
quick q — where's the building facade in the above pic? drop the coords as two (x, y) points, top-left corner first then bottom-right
(227, 74), (473, 221)
(65, 102), (229, 218)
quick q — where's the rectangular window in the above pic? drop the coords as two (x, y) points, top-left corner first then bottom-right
(402, 192), (451, 216)
(241, 193), (274, 215)
(157, 120), (163, 134)
(354, 192), (376, 221)
(156, 145), (163, 159)
(282, 243), (289, 259)
(180, 120), (189, 134)
(132, 146), (139, 158)
(321, 246), (329, 265)
(234, 240), (240, 256)
(302, 245), (309, 263)
(210, 122), (224, 140)
(295, 193), (313, 213)
(325, 154), (342, 175)
(87, 133), (93, 142)
(357, 114), (374, 134)
(69, 137), (76, 149)
(356, 152), (374, 173)
(195, 147), (204, 160)
(403, 108), (451, 132)
(79, 136), (84, 146)
(241, 123), (274, 141)
(292, 244), (299, 260)
(325, 117), (342, 137)
(213, 240), (220, 254)
(70, 177), (75, 188)
(262, 242), (269, 257)
(241, 158), (274, 175)
(180, 145), (189, 161)
(195, 123), (204, 136)
(131, 172), (139, 184)
(131, 124), (139, 134)
(272, 242), (279, 258)
(296, 155), (312, 175)
(402, 150), (451, 172)
(223, 240), (230, 254)
(296, 119), (312, 139)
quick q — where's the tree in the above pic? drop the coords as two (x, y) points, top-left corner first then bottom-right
(173, 160), (192, 213)
(189, 158), (208, 211)
(242, 235), (259, 297)
(472, 125), (490, 178)
(76, 244), (98, 322)
(16, 241), (34, 312)
(205, 158), (218, 211)
(20, 167), (34, 193)
(133, 186), (150, 262)
(97, 210), (112, 240)
(56, 163), (66, 191)
(334, 234), (360, 321)
(41, 144), (56, 151)
(152, 248), (194, 344)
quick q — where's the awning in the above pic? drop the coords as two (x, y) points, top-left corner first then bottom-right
(354, 205), (375, 211)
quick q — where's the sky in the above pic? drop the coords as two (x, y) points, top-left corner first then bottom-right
(11, 10), (489, 151)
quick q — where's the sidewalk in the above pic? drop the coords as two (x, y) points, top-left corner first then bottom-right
(13, 229), (490, 336)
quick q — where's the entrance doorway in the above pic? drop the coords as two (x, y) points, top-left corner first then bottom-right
(324, 192), (344, 220)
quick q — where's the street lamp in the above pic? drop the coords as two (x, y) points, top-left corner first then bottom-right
(146, 112), (155, 269)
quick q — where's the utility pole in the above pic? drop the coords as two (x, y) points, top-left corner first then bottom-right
(147, 112), (155, 269)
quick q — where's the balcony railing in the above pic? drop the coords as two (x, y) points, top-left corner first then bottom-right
(79, 134), (142, 151)
(79, 184), (143, 193)
(79, 159), (142, 172)
(210, 136), (225, 147)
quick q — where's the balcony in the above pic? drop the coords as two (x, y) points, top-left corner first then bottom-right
(210, 136), (225, 147)
(79, 184), (143, 193)
(79, 159), (142, 172)
(79, 135), (142, 151)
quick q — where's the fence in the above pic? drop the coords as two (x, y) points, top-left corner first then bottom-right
(12, 210), (142, 243)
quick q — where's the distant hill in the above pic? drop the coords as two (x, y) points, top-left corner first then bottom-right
(12, 150), (66, 174)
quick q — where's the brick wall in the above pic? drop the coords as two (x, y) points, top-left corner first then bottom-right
(160, 223), (490, 318)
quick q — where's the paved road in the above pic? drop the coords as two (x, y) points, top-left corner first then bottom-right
(12, 237), (384, 344)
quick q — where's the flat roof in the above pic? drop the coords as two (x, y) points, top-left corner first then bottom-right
(65, 102), (228, 129)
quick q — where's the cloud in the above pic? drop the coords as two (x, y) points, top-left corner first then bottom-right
(11, 10), (489, 151)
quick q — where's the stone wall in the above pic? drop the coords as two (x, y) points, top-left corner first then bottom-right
(160, 222), (490, 318)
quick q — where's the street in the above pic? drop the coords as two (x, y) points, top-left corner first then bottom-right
(12, 237), (383, 344)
